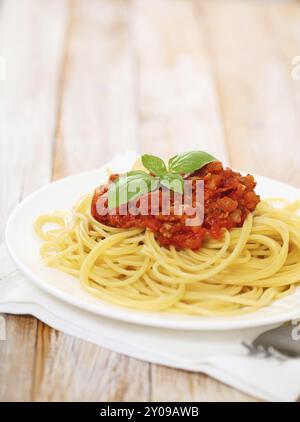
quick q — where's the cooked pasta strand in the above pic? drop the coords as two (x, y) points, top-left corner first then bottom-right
(35, 196), (300, 316)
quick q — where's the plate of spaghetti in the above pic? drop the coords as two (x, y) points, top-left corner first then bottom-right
(6, 151), (300, 330)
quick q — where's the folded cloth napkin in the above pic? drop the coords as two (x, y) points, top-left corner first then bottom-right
(1, 243), (300, 402)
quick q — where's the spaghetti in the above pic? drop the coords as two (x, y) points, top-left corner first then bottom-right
(34, 195), (300, 316)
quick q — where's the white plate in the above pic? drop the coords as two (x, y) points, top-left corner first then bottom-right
(6, 153), (300, 330)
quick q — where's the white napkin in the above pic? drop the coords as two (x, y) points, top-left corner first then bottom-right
(1, 244), (300, 402)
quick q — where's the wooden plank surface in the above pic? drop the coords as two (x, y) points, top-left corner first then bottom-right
(53, 0), (139, 178)
(35, 0), (150, 402)
(133, 0), (254, 402)
(200, 0), (300, 185)
(0, 0), (68, 401)
(1, 0), (300, 402)
(133, 0), (228, 162)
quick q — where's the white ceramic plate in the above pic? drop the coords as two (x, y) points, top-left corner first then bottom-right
(6, 153), (300, 330)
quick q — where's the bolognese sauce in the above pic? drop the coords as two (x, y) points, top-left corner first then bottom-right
(91, 161), (260, 250)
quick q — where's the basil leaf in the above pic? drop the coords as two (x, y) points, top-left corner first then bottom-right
(160, 173), (184, 194)
(108, 171), (159, 210)
(168, 151), (217, 175)
(141, 154), (167, 176)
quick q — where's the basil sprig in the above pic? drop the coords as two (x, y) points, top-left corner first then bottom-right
(108, 171), (159, 210)
(168, 151), (217, 174)
(160, 173), (184, 194)
(141, 154), (167, 176)
(108, 151), (217, 209)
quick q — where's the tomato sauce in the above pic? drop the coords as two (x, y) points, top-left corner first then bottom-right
(91, 162), (260, 250)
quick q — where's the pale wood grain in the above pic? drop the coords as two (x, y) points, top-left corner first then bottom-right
(53, 0), (138, 179)
(132, 0), (255, 402)
(132, 0), (228, 162)
(0, 0), (69, 401)
(35, 0), (150, 402)
(0, 0), (68, 233)
(34, 325), (150, 402)
(199, 0), (300, 186)
(0, 316), (37, 402)
(264, 0), (300, 122)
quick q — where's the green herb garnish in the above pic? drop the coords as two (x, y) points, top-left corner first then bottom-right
(108, 151), (217, 209)
(168, 151), (217, 174)
(108, 171), (159, 210)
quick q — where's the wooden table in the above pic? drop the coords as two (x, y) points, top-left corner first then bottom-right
(1, 0), (300, 402)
